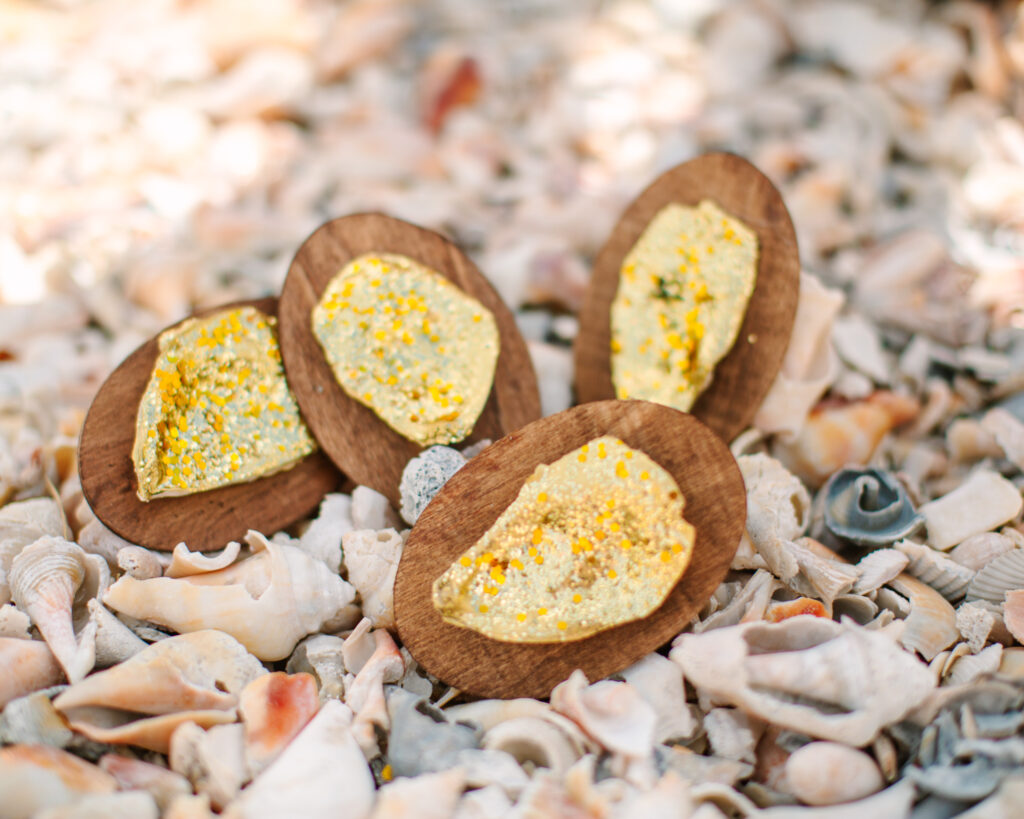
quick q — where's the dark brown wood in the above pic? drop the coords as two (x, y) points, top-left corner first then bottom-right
(394, 399), (746, 700)
(78, 298), (341, 552)
(575, 152), (800, 444)
(278, 213), (541, 506)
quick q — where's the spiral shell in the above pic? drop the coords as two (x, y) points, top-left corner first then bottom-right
(824, 468), (923, 547)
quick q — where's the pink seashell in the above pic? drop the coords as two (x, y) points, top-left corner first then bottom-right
(1004, 589), (1024, 646)
(240, 672), (320, 777)
(773, 391), (920, 487)
(0, 637), (63, 708)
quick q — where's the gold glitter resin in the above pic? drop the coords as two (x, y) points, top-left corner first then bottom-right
(132, 306), (316, 501)
(311, 253), (500, 446)
(432, 436), (696, 643)
(611, 200), (758, 411)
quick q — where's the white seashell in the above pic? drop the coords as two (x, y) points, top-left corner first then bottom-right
(946, 418), (1003, 464)
(956, 601), (996, 654)
(286, 634), (346, 701)
(784, 741), (883, 806)
(170, 721), (248, 810)
(0, 637), (63, 708)
(788, 538), (859, 608)
(10, 536), (109, 683)
(754, 273), (843, 439)
(104, 530), (356, 660)
(694, 570), (778, 633)
(1004, 589), (1024, 645)
(77, 517), (131, 569)
(167, 541), (243, 578)
(982, 408), (1024, 470)
(887, 575), (960, 661)
(0, 744), (118, 818)
(38, 790), (160, 818)
(297, 494), (352, 573)
(99, 754), (191, 813)
(894, 539), (975, 601)
(853, 549), (909, 595)
(550, 670), (656, 759)
(351, 485), (401, 531)
(949, 532), (1016, 572)
(0, 497), (65, 605)
(945, 643), (1003, 686)
(222, 700), (374, 819)
(619, 652), (697, 743)
(703, 708), (760, 765)
(342, 528), (403, 631)
(399, 446), (467, 525)
(482, 717), (583, 777)
(371, 768), (465, 819)
(966, 549), (1024, 605)
(116, 545), (166, 580)
(671, 618), (934, 746)
(832, 594), (879, 625)
(344, 624), (404, 758)
(0, 602), (32, 638)
(919, 469), (1023, 551)
(455, 749), (529, 798)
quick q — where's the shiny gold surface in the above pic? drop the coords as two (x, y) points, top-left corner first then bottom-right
(611, 200), (758, 411)
(433, 436), (696, 642)
(132, 307), (316, 501)
(311, 253), (499, 446)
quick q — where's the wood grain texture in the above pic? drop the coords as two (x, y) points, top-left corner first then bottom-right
(278, 213), (540, 505)
(78, 298), (341, 552)
(394, 399), (746, 700)
(575, 152), (800, 444)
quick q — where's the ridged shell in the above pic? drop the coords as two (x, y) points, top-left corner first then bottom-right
(949, 533), (1016, 572)
(854, 549), (910, 595)
(966, 550), (1024, 605)
(895, 540), (975, 602)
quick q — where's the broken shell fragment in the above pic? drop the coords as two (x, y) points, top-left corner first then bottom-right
(967, 549), (1024, 605)
(432, 436), (695, 643)
(823, 468), (923, 547)
(133, 305), (316, 501)
(918, 469), (1023, 551)
(550, 669), (656, 759)
(0, 637), (63, 708)
(887, 575), (960, 661)
(103, 530), (355, 660)
(894, 540), (975, 602)
(239, 672), (320, 777)
(311, 252), (500, 446)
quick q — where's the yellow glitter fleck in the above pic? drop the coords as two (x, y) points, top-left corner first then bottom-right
(132, 307), (316, 501)
(610, 200), (758, 412)
(432, 436), (696, 643)
(311, 252), (500, 445)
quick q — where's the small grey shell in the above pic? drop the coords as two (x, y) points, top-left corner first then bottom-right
(823, 468), (924, 548)
(399, 446), (467, 525)
(966, 549), (1024, 605)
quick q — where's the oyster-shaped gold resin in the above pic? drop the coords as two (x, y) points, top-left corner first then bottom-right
(132, 307), (316, 501)
(611, 200), (758, 411)
(311, 253), (500, 446)
(432, 436), (696, 643)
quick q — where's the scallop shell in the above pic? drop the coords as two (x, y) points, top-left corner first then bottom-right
(966, 550), (1024, 605)
(754, 273), (843, 440)
(949, 533), (1016, 572)
(0, 497), (65, 605)
(10, 535), (109, 683)
(0, 637), (63, 708)
(222, 701), (374, 819)
(670, 617), (934, 746)
(823, 468), (923, 547)
(104, 530), (356, 660)
(888, 575), (960, 661)
(853, 548), (909, 595)
(895, 539), (975, 602)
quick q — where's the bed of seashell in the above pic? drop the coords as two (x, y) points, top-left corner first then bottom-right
(3, 0), (1024, 817)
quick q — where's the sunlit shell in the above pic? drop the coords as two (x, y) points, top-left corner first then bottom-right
(432, 436), (695, 643)
(311, 252), (499, 446)
(133, 306), (316, 501)
(610, 200), (758, 411)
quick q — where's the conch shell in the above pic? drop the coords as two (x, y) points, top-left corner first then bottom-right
(104, 530), (356, 660)
(671, 617), (934, 746)
(0, 497), (65, 605)
(10, 535), (109, 683)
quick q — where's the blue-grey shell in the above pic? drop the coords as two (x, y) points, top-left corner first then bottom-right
(823, 467), (923, 548)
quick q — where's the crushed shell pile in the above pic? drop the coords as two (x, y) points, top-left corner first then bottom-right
(2, 0), (1024, 817)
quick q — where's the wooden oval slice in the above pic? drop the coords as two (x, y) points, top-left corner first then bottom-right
(79, 298), (340, 552)
(575, 152), (800, 443)
(278, 213), (541, 505)
(394, 399), (746, 699)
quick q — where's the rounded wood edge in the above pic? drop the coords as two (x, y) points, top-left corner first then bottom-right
(278, 212), (540, 506)
(574, 152), (800, 442)
(394, 399), (746, 700)
(78, 297), (341, 552)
